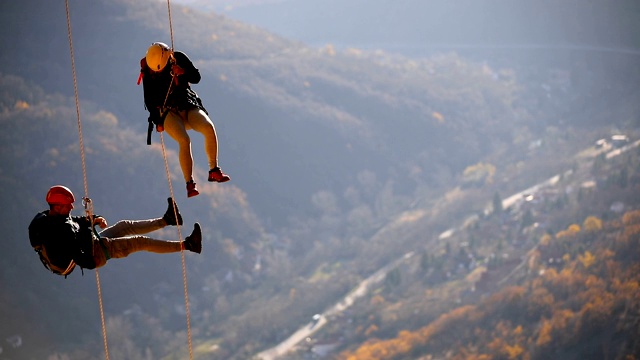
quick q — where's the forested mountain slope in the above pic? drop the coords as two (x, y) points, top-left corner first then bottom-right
(338, 207), (640, 360)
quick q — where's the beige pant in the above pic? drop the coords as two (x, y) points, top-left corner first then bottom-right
(164, 108), (219, 183)
(92, 219), (181, 268)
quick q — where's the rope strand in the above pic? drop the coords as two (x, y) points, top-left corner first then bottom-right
(64, 0), (89, 201)
(167, 0), (175, 50)
(163, 0), (194, 358)
(65, 1), (110, 359)
(160, 134), (193, 359)
(95, 270), (110, 360)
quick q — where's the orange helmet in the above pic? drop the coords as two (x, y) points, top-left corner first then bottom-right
(46, 185), (75, 205)
(145, 42), (172, 72)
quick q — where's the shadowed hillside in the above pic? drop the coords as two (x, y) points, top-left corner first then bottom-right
(0, 72), (266, 357)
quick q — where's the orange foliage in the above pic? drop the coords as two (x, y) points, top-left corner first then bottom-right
(578, 290), (615, 327)
(535, 320), (552, 346)
(583, 216), (603, 232)
(341, 210), (640, 360)
(622, 210), (640, 225)
(488, 329), (525, 359)
(364, 324), (379, 337)
(555, 223), (581, 239)
(504, 343), (524, 359)
(513, 325), (523, 336)
(487, 336), (506, 352)
(339, 306), (475, 359)
(488, 286), (526, 307)
(578, 251), (596, 269)
(370, 294), (385, 306)
(536, 309), (575, 347)
(527, 287), (554, 317)
(539, 233), (552, 246)
(15, 100), (29, 110)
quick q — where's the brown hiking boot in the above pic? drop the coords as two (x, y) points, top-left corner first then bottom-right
(162, 197), (183, 226)
(184, 223), (202, 254)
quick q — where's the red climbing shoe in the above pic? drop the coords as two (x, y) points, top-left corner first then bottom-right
(208, 167), (230, 183)
(186, 180), (199, 198)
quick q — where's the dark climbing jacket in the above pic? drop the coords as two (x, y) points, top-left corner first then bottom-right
(139, 51), (208, 144)
(28, 211), (98, 277)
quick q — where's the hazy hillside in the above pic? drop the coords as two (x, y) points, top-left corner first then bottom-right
(0, 0), (638, 359)
(217, 0), (640, 50)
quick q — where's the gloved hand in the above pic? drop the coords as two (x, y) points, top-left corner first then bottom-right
(171, 64), (185, 76)
(94, 216), (108, 229)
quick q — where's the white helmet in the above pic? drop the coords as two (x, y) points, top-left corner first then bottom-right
(145, 42), (172, 72)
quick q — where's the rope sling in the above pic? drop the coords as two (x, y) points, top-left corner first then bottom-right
(64, 0), (193, 358)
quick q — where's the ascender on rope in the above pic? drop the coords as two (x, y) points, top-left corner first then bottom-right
(83, 196), (95, 223)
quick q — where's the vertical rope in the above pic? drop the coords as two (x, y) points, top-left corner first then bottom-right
(166, 0), (175, 50)
(95, 271), (110, 360)
(65, 1), (109, 359)
(64, 0), (88, 200)
(160, 134), (193, 359)
(163, 1), (194, 358)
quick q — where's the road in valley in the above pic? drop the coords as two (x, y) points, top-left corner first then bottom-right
(254, 252), (415, 360)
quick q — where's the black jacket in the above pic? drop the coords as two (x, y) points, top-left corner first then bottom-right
(141, 51), (206, 123)
(28, 211), (98, 273)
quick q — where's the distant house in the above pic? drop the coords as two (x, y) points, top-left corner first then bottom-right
(311, 340), (340, 358)
(610, 201), (625, 213)
(611, 135), (629, 148)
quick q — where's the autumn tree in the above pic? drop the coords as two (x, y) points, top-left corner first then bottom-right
(583, 216), (603, 233)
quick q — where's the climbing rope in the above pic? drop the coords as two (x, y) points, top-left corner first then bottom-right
(65, 0), (193, 357)
(159, 134), (194, 359)
(64, 1), (110, 359)
(166, 0), (175, 50)
(94, 268), (109, 360)
(160, 0), (194, 358)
